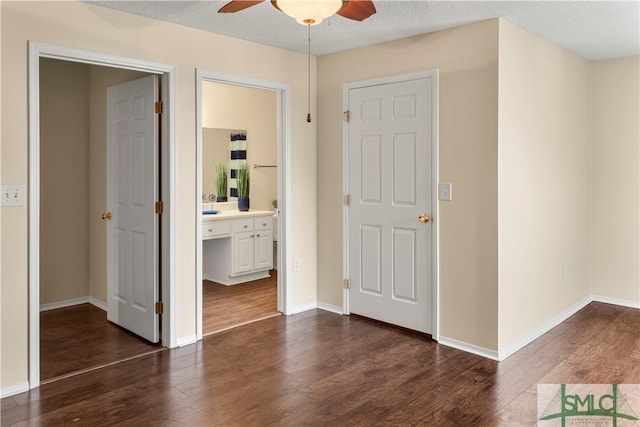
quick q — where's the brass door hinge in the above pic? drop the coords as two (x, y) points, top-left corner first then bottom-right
(155, 301), (164, 314)
(155, 101), (163, 114)
(344, 110), (350, 123)
(155, 201), (164, 214)
(344, 278), (351, 289)
(344, 194), (351, 207)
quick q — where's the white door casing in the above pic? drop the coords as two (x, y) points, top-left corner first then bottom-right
(106, 75), (160, 343)
(347, 74), (436, 334)
(29, 42), (176, 391)
(195, 69), (292, 341)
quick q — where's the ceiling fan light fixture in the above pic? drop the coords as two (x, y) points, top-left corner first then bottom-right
(275, 0), (343, 25)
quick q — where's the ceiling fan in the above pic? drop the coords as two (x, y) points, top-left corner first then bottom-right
(218, 0), (376, 26)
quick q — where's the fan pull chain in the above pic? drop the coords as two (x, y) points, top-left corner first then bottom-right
(307, 23), (312, 123)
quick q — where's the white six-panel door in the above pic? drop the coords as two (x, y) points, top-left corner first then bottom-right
(106, 75), (160, 343)
(348, 76), (434, 334)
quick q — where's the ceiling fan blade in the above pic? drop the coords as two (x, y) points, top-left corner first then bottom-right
(218, 0), (265, 14)
(337, 0), (376, 21)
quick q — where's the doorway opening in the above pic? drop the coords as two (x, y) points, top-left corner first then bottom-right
(38, 58), (164, 382)
(195, 71), (291, 339)
(28, 42), (177, 389)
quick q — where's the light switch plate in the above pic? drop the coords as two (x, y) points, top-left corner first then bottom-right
(439, 182), (452, 201)
(1, 184), (25, 206)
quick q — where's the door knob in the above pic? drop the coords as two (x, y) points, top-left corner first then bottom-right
(418, 213), (430, 223)
(101, 211), (112, 221)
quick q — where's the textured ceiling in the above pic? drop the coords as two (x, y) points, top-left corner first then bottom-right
(90, 1), (640, 60)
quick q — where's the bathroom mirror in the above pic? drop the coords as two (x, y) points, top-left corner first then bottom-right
(203, 128), (247, 201)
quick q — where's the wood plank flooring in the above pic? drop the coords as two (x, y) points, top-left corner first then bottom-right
(4, 302), (640, 426)
(39, 304), (162, 382)
(203, 270), (279, 335)
(39, 272), (278, 382)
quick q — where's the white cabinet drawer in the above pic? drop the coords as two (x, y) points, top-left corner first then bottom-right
(203, 220), (231, 239)
(234, 218), (254, 232)
(254, 218), (272, 231)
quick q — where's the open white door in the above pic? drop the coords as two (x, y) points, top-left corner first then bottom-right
(347, 75), (434, 334)
(106, 75), (160, 343)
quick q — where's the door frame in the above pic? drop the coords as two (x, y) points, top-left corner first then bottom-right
(28, 42), (177, 388)
(342, 70), (440, 340)
(195, 70), (292, 340)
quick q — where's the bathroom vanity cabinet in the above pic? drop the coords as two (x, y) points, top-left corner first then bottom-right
(202, 211), (273, 285)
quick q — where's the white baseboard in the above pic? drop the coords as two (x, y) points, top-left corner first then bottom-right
(289, 302), (318, 315)
(285, 302), (344, 316)
(497, 295), (592, 361)
(40, 296), (107, 312)
(316, 302), (344, 315)
(591, 294), (640, 309)
(1, 381), (29, 399)
(89, 297), (107, 311)
(40, 296), (90, 311)
(438, 336), (499, 361)
(177, 334), (197, 347)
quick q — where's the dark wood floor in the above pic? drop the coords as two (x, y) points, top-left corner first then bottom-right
(4, 302), (639, 426)
(40, 303), (162, 382)
(203, 270), (279, 335)
(39, 273), (278, 382)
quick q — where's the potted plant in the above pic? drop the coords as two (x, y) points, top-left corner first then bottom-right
(236, 166), (250, 211)
(271, 199), (278, 212)
(215, 163), (228, 202)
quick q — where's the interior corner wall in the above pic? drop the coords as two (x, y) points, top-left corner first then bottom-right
(1, 1), (316, 394)
(201, 82), (278, 212)
(591, 56), (640, 304)
(39, 58), (91, 305)
(497, 20), (593, 351)
(317, 19), (500, 351)
(88, 65), (149, 305)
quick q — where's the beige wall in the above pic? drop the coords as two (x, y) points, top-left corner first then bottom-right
(317, 20), (500, 350)
(497, 21), (593, 351)
(202, 82), (278, 212)
(592, 56), (640, 303)
(1, 1), (316, 393)
(39, 59), (91, 304)
(88, 66), (148, 304)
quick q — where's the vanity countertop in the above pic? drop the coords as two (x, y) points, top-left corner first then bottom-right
(202, 209), (274, 222)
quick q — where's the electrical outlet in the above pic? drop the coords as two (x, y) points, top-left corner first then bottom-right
(293, 258), (301, 272)
(1, 185), (25, 207)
